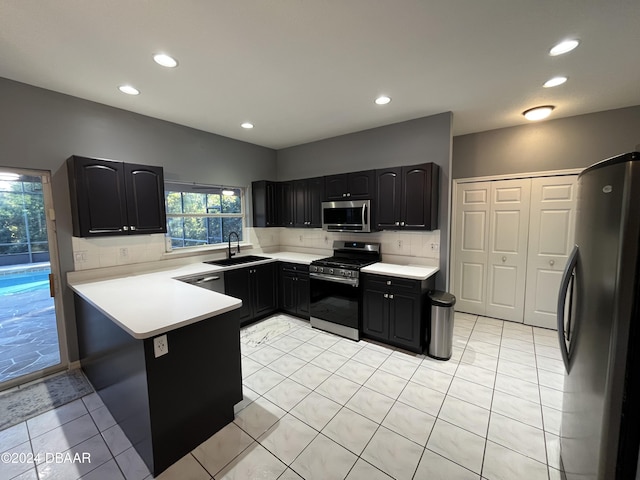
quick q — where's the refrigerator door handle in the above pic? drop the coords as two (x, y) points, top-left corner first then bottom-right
(557, 244), (578, 372)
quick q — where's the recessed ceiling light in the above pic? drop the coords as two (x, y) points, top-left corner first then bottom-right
(549, 39), (580, 56)
(241, 122), (254, 129)
(543, 76), (568, 88)
(118, 85), (140, 95)
(523, 105), (555, 121)
(153, 53), (178, 68)
(375, 96), (391, 105)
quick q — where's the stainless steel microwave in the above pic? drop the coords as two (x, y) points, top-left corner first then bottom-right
(321, 200), (371, 233)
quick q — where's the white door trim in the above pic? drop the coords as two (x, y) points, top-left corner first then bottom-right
(455, 168), (583, 185)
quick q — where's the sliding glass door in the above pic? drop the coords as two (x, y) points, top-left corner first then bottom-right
(0, 168), (66, 390)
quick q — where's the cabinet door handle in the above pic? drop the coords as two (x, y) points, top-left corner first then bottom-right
(347, 193), (351, 197)
(549, 259), (555, 266)
(389, 294), (394, 299)
(384, 293), (389, 298)
(130, 225), (136, 231)
(343, 193), (347, 197)
(395, 222), (399, 226)
(386, 280), (391, 285)
(502, 256), (507, 262)
(400, 222), (405, 226)
(123, 226), (129, 231)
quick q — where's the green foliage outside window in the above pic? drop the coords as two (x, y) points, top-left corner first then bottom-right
(0, 178), (49, 255)
(165, 187), (243, 248)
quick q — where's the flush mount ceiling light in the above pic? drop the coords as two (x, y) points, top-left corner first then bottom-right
(153, 53), (178, 68)
(222, 189), (235, 196)
(544, 76), (568, 88)
(240, 122), (254, 129)
(549, 39), (580, 56)
(375, 95), (391, 105)
(523, 105), (555, 121)
(118, 85), (140, 95)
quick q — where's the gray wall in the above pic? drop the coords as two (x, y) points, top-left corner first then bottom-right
(0, 77), (276, 362)
(277, 112), (453, 290)
(453, 106), (640, 179)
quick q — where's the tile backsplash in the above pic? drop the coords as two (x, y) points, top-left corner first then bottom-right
(71, 234), (167, 270)
(275, 227), (440, 266)
(71, 227), (440, 271)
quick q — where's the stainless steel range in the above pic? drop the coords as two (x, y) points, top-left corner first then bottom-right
(309, 241), (381, 340)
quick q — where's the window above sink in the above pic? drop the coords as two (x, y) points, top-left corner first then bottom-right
(164, 181), (245, 250)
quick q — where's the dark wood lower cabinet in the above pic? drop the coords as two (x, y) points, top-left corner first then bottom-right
(225, 263), (277, 327)
(362, 273), (434, 353)
(279, 263), (310, 319)
(74, 295), (241, 477)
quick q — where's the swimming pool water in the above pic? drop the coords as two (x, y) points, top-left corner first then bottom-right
(0, 271), (50, 294)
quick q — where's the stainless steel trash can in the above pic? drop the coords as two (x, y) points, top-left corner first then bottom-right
(427, 291), (456, 360)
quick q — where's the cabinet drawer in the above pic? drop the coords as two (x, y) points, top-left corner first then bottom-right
(280, 262), (309, 274)
(362, 274), (421, 294)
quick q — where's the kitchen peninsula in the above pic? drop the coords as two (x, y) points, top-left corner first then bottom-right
(68, 263), (245, 477)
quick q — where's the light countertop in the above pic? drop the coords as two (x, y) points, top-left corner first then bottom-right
(67, 252), (325, 340)
(361, 262), (439, 280)
(67, 251), (436, 339)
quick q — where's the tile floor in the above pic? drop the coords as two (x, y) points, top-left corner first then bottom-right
(0, 312), (565, 480)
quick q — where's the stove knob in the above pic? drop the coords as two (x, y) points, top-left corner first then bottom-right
(318, 267), (323, 273)
(329, 269), (334, 274)
(345, 271), (351, 277)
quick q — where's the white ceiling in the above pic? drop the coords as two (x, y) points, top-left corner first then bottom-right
(1, 1), (639, 149)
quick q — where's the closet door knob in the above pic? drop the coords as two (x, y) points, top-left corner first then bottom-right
(502, 256), (507, 262)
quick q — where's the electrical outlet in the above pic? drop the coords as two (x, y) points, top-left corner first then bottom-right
(119, 247), (129, 258)
(431, 243), (439, 251)
(74, 251), (87, 263)
(153, 334), (168, 358)
(397, 239), (403, 249)
(299, 235), (303, 243)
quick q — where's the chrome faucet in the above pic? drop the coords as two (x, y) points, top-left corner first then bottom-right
(228, 231), (240, 258)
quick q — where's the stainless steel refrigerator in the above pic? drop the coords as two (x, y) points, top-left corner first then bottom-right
(557, 151), (640, 479)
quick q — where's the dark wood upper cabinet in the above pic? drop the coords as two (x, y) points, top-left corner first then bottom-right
(278, 181), (295, 228)
(68, 156), (166, 237)
(375, 167), (402, 229)
(124, 163), (167, 234)
(252, 180), (279, 227)
(293, 177), (324, 228)
(324, 170), (375, 201)
(375, 162), (439, 230)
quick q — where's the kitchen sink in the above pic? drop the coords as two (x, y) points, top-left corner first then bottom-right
(205, 255), (270, 267)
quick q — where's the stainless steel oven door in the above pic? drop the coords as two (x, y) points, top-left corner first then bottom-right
(309, 274), (361, 341)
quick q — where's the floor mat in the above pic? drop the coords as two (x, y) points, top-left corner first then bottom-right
(0, 369), (93, 430)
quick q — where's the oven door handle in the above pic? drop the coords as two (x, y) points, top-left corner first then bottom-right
(310, 272), (359, 286)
